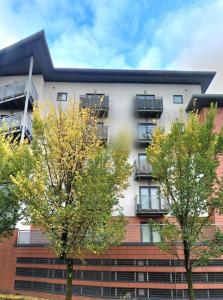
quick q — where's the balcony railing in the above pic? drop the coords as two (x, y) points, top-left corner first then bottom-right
(0, 79), (38, 109)
(135, 195), (169, 216)
(136, 125), (155, 147)
(16, 224), (223, 247)
(17, 230), (48, 246)
(0, 112), (32, 141)
(135, 95), (163, 117)
(96, 125), (108, 142)
(80, 94), (109, 117)
(134, 160), (153, 180)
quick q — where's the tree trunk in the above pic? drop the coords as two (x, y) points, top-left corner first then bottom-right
(183, 240), (195, 300)
(66, 258), (73, 300)
(186, 267), (195, 300)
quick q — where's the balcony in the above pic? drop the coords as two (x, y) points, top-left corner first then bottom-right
(0, 80), (38, 110)
(134, 160), (153, 180)
(136, 124), (155, 147)
(17, 230), (48, 246)
(96, 125), (108, 143)
(135, 95), (163, 118)
(0, 112), (32, 141)
(135, 195), (169, 217)
(80, 94), (109, 117)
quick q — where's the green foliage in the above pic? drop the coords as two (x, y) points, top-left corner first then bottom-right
(0, 130), (30, 239)
(147, 107), (223, 299)
(13, 102), (131, 258)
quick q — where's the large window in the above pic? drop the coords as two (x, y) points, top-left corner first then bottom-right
(57, 92), (67, 101)
(173, 95), (183, 104)
(139, 187), (159, 210)
(141, 224), (161, 243)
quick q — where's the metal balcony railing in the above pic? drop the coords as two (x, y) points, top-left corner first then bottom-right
(0, 79), (38, 108)
(135, 95), (163, 117)
(135, 195), (169, 216)
(0, 112), (33, 140)
(80, 94), (109, 117)
(134, 160), (153, 180)
(17, 224), (223, 246)
(96, 125), (108, 142)
(17, 230), (48, 245)
(136, 125), (155, 146)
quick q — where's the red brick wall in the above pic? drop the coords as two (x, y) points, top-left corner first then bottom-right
(0, 230), (17, 293)
(0, 227), (223, 299)
(199, 107), (223, 224)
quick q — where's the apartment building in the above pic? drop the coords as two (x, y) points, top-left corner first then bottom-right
(0, 31), (223, 299)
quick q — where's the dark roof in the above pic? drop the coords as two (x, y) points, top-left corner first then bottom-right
(0, 30), (215, 92)
(186, 94), (223, 112)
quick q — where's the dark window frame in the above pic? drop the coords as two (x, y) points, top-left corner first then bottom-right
(140, 223), (161, 243)
(57, 92), (67, 101)
(173, 95), (183, 104)
(139, 186), (161, 210)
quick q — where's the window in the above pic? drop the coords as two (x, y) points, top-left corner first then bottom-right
(137, 123), (155, 140)
(141, 224), (161, 243)
(138, 153), (147, 161)
(138, 289), (145, 296)
(138, 272), (145, 282)
(173, 95), (183, 104)
(57, 92), (67, 101)
(139, 187), (160, 210)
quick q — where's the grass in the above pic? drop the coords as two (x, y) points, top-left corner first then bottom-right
(0, 294), (48, 300)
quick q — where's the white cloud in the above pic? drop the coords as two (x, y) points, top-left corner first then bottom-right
(1, 0), (223, 93)
(138, 0), (223, 92)
(138, 46), (163, 70)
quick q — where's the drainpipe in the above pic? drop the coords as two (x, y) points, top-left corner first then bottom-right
(21, 56), (33, 142)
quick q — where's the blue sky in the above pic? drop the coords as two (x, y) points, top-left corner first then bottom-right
(1, 0), (223, 92)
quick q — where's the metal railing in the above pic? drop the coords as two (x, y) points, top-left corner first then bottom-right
(134, 159), (153, 179)
(17, 230), (48, 245)
(135, 95), (163, 111)
(0, 112), (32, 135)
(135, 195), (169, 214)
(80, 94), (109, 109)
(137, 125), (155, 144)
(16, 224), (160, 246)
(0, 79), (38, 103)
(96, 125), (108, 141)
(16, 224), (223, 246)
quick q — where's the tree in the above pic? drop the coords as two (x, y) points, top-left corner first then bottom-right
(0, 131), (30, 239)
(147, 108), (223, 300)
(13, 102), (131, 300)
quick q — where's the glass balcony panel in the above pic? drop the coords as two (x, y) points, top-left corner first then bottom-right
(161, 197), (169, 210)
(137, 124), (155, 141)
(0, 112), (23, 130)
(81, 94), (109, 109)
(0, 80), (37, 106)
(14, 81), (26, 97)
(138, 159), (151, 173)
(0, 112), (32, 140)
(4, 84), (15, 99)
(151, 195), (159, 210)
(135, 95), (163, 117)
(140, 195), (150, 210)
(96, 125), (108, 141)
(12, 113), (23, 127)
